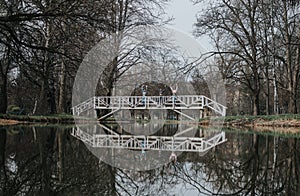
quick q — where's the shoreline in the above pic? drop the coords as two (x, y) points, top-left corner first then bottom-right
(199, 118), (300, 128)
(0, 114), (90, 126)
(1, 114), (300, 129)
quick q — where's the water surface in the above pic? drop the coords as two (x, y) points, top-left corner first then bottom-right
(0, 124), (299, 195)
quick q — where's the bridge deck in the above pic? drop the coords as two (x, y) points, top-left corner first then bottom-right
(72, 95), (226, 119)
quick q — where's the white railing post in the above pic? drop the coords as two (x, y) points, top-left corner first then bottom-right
(93, 96), (96, 109)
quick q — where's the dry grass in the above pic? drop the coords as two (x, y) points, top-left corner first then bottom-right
(0, 119), (20, 125)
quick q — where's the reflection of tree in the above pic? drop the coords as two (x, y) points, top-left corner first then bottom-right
(0, 127), (116, 195)
(1, 127), (299, 195)
(111, 131), (299, 195)
(166, 132), (300, 195)
(285, 138), (299, 195)
(0, 129), (7, 193)
(114, 163), (183, 195)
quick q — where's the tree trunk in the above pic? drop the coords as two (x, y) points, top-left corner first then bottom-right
(253, 93), (260, 116)
(49, 74), (56, 114)
(250, 134), (259, 195)
(265, 68), (270, 115)
(0, 129), (7, 195)
(0, 47), (10, 114)
(56, 130), (64, 182)
(57, 60), (66, 113)
(36, 80), (48, 114)
(36, 21), (51, 114)
(288, 95), (297, 114)
(0, 74), (8, 114)
(292, 44), (300, 114)
(96, 57), (118, 119)
(39, 128), (56, 194)
(271, 136), (278, 188)
(57, 18), (67, 114)
(283, 1), (297, 114)
(0, 129), (6, 168)
(252, 70), (260, 115)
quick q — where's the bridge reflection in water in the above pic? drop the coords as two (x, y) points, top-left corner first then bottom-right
(71, 121), (227, 171)
(71, 124), (226, 153)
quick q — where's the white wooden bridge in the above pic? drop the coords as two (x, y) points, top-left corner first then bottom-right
(72, 95), (226, 120)
(71, 126), (226, 153)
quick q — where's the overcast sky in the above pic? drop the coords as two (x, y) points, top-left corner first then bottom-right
(165, 0), (201, 35)
(165, 0), (212, 50)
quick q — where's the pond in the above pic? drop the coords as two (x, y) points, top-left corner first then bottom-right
(0, 123), (299, 195)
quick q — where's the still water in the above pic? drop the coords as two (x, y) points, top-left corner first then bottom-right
(0, 124), (299, 195)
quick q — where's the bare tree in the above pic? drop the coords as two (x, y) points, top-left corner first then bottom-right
(194, 0), (266, 115)
(95, 0), (170, 97)
(274, 1), (300, 113)
(193, 0), (300, 115)
(0, 0), (112, 114)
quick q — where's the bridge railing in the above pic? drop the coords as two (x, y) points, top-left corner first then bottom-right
(72, 97), (95, 116)
(71, 95), (226, 117)
(93, 95), (204, 109)
(203, 96), (226, 116)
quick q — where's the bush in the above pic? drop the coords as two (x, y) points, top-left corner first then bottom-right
(7, 105), (25, 115)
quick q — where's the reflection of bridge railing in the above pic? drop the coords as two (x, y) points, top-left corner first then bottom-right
(71, 95), (226, 120)
(71, 126), (226, 153)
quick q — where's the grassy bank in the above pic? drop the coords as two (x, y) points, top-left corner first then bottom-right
(0, 114), (94, 125)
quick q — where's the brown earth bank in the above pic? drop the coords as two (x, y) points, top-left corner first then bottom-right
(0, 119), (20, 126)
(234, 119), (300, 134)
(228, 118), (300, 127)
(250, 126), (300, 134)
(200, 114), (300, 125)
